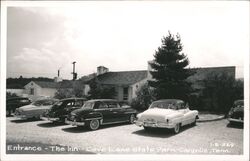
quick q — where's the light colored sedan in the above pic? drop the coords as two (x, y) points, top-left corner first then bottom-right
(135, 99), (199, 134)
(14, 98), (58, 120)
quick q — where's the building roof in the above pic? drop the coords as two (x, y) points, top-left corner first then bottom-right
(33, 81), (58, 88)
(96, 70), (148, 85)
(33, 80), (74, 89)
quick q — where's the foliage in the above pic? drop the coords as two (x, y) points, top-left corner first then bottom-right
(131, 83), (156, 111)
(7, 76), (54, 89)
(199, 72), (243, 114)
(87, 76), (116, 99)
(6, 92), (18, 99)
(54, 81), (86, 99)
(148, 31), (194, 101)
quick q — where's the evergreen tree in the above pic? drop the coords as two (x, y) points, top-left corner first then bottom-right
(148, 32), (194, 101)
(87, 75), (116, 99)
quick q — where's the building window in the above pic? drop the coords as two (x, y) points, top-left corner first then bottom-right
(30, 88), (34, 95)
(123, 87), (128, 100)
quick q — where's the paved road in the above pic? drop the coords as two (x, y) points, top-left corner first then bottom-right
(6, 117), (243, 154)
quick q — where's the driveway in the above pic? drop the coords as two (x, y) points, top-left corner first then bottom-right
(6, 117), (243, 154)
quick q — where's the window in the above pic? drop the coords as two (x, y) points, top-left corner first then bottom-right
(75, 100), (84, 107)
(123, 87), (129, 100)
(30, 88), (34, 95)
(96, 102), (108, 109)
(107, 102), (118, 109)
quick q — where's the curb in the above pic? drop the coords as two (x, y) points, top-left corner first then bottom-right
(197, 115), (225, 122)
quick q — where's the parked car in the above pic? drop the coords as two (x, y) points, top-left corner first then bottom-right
(41, 98), (86, 123)
(134, 99), (199, 134)
(14, 98), (58, 120)
(65, 99), (137, 130)
(228, 100), (244, 124)
(6, 97), (31, 116)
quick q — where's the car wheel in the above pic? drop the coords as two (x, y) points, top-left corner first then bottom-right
(129, 114), (136, 124)
(192, 118), (197, 126)
(89, 119), (100, 130)
(173, 123), (180, 134)
(6, 110), (10, 116)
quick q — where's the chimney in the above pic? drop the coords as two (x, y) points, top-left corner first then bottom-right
(147, 60), (153, 80)
(54, 69), (63, 82)
(97, 66), (109, 76)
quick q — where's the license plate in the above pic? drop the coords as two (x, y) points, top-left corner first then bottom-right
(144, 122), (156, 127)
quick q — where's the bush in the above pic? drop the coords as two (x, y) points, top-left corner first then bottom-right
(131, 83), (155, 112)
(196, 72), (243, 114)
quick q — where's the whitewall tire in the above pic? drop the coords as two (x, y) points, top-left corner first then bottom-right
(89, 119), (100, 130)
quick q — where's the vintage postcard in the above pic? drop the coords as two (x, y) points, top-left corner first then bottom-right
(1, 1), (249, 161)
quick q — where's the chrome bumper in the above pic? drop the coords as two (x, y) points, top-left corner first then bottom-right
(40, 116), (60, 121)
(134, 120), (175, 128)
(13, 114), (28, 120)
(65, 119), (85, 126)
(228, 118), (243, 123)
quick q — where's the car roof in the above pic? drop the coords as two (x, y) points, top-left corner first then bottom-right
(86, 99), (118, 103)
(234, 100), (243, 104)
(153, 99), (184, 103)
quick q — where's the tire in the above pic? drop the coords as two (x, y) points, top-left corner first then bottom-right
(129, 114), (136, 124)
(192, 118), (197, 126)
(173, 123), (180, 134)
(6, 110), (10, 116)
(89, 119), (100, 130)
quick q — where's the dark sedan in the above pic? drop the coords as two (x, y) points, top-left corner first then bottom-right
(228, 100), (244, 124)
(6, 97), (31, 116)
(65, 99), (137, 130)
(41, 98), (86, 123)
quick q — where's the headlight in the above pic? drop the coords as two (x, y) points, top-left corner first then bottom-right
(166, 118), (172, 124)
(136, 113), (142, 119)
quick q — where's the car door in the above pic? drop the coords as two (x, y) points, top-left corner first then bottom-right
(177, 102), (190, 125)
(106, 101), (123, 122)
(94, 101), (114, 124)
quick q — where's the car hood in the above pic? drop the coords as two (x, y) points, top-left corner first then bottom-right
(18, 104), (51, 111)
(138, 108), (182, 122)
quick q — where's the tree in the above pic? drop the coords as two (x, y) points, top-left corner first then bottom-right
(148, 32), (194, 101)
(54, 80), (86, 99)
(201, 72), (242, 114)
(87, 76), (116, 99)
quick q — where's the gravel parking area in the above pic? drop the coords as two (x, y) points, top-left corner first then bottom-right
(6, 117), (243, 154)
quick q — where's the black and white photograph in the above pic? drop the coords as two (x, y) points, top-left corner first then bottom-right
(1, 1), (249, 161)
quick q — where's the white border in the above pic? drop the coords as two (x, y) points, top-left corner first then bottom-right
(1, 1), (249, 161)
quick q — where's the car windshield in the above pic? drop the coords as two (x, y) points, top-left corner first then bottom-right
(81, 102), (94, 109)
(149, 101), (177, 110)
(234, 100), (244, 108)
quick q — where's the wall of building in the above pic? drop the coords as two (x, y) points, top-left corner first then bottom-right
(24, 82), (41, 96)
(40, 88), (57, 98)
(131, 78), (148, 100)
(23, 81), (57, 100)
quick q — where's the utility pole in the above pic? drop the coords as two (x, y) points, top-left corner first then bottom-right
(72, 61), (77, 80)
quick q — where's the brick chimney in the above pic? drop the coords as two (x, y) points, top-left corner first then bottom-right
(147, 60), (153, 80)
(97, 66), (109, 76)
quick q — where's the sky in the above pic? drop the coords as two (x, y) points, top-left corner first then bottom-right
(6, 1), (249, 79)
